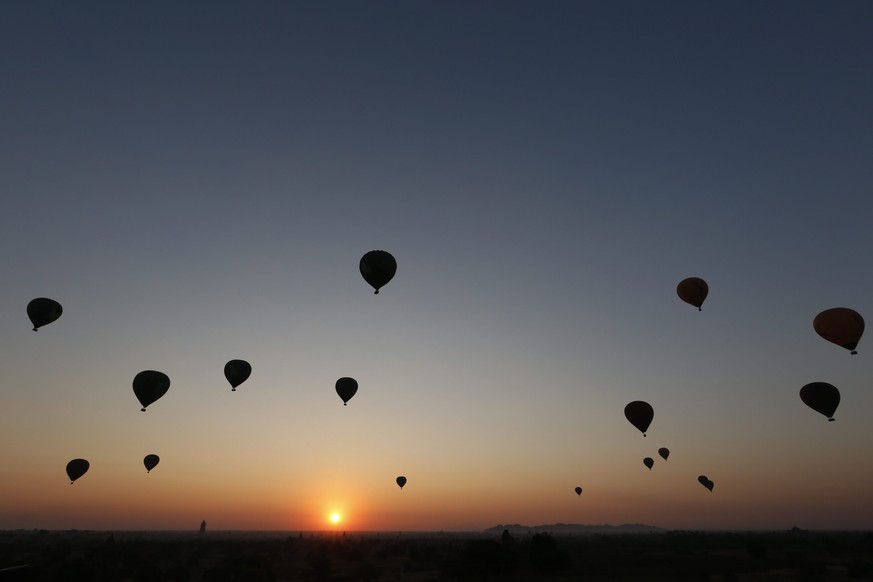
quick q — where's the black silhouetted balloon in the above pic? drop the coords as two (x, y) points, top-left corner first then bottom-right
(698, 475), (714, 491)
(575, 486), (582, 496)
(677, 277), (708, 311)
(396, 476), (407, 489)
(360, 250), (396, 294)
(800, 382), (840, 421)
(658, 447), (669, 461)
(133, 371), (170, 412)
(27, 298), (63, 331)
(335, 377), (358, 406)
(66, 459), (89, 484)
(224, 360), (252, 391)
(813, 308), (864, 354)
(143, 454), (160, 473)
(624, 401), (654, 436)
(643, 457), (654, 470)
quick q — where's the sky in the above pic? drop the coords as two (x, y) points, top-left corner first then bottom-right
(1, 1), (872, 532)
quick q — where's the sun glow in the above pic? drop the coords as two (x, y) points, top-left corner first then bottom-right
(330, 512), (341, 525)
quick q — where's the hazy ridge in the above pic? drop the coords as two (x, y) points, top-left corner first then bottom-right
(484, 523), (664, 534)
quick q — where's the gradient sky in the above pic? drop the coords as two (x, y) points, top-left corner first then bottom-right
(1, 1), (872, 532)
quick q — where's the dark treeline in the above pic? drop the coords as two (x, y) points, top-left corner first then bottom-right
(1, 529), (871, 581)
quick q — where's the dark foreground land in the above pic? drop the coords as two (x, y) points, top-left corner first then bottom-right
(1, 529), (872, 581)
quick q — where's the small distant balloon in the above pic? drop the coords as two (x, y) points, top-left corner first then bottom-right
(66, 459), (89, 484)
(677, 277), (708, 311)
(643, 457), (654, 470)
(335, 377), (358, 406)
(574, 486), (583, 496)
(658, 447), (669, 461)
(813, 308), (864, 354)
(360, 250), (397, 294)
(396, 476), (407, 489)
(143, 454), (160, 473)
(624, 401), (654, 436)
(224, 360), (252, 391)
(799, 382), (840, 421)
(133, 370), (170, 412)
(698, 475), (714, 492)
(27, 298), (63, 331)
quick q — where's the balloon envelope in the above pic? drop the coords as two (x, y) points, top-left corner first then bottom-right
(133, 371), (170, 411)
(658, 447), (670, 461)
(335, 377), (358, 406)
(643, 457), (654, 470)
(677, 277), (708, 310)
(624, 401), (654, 436)
(396, 476), (407, 489)
(66, 459), (89, 483)
(143, 454), (160, 473)
(574, 486), (582, 496)
(27, 298), (63, 331)
(813, 308), (864, 354)
(800, 382), (840, 421)
(698, 475), (714, 491)
(224, 360), (252, 391)
(360, 250), (397, 294)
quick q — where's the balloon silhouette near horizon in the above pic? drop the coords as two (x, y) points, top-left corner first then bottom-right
(698, 475), (714, 492)
(575, 486), (582, 496)
(800, 382), (840, 421)
(335, 377), (358, 406)
(27, 298), (63, 331)
(360, 250), (396, 294)
(677, 277), (708, 311)
(396, 476), (407, 490)
(643, 457), (654, 470)
(624, 401), (654, 436)
(224, 360), (252, 391)
(133, 371), (170, 412)
(658, 447), (670, 461)
(143, 454), (160, 473)
(813, 308), (864, 355)
(66, 459), (89, 484)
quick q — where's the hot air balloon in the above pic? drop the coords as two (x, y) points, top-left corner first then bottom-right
(27, 298), (63, 331)
(143, 454), (160, 473)
(698, 475), (714, 491)
(677, 277), (708, 311)
(658, 447), (670, 461)
(335, 377), (358, 406)
(643, 457), (654, 470)
(800, 382), (840, 421)
(813, 308), (864, 354)
(574, 486), (582, 496)
(360, 250), (396, 294)
(66, 459), (89, 484)
(396, 476), (407, 489)
(133, 371), (170, 412)
(624, 401), (654, 436)
(224, 360), (252, 391)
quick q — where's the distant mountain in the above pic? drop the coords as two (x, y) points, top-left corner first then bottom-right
(484, 523), (664, 535)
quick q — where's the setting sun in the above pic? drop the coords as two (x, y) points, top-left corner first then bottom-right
(330, 513), (341, 525)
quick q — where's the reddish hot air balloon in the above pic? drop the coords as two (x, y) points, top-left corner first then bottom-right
(813, 308), (864, 354)
(677, 278), (708, 311)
